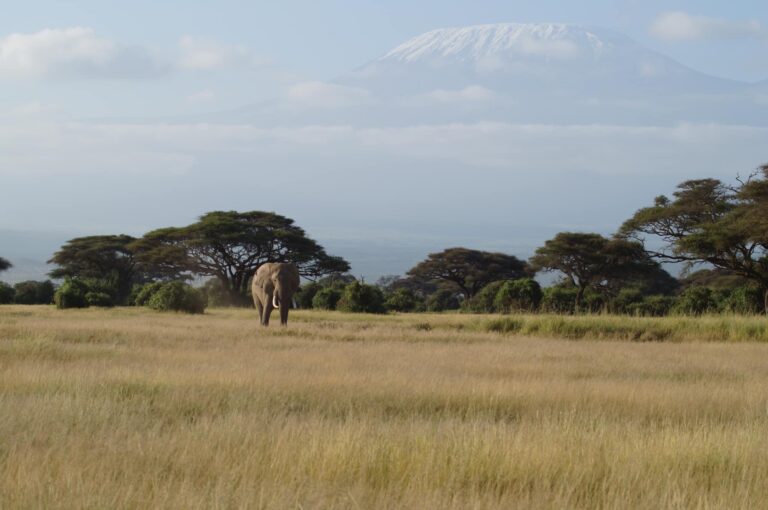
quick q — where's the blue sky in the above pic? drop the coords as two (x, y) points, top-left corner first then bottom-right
(1, 1), (768, 280)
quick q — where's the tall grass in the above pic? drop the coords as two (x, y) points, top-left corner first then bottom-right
(480, 313), (768, 342)
(1, 305), (768, 508)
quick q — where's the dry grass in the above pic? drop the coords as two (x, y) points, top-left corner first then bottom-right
(1, 305), (768, 508)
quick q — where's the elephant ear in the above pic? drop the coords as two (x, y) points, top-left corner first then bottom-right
(253, 266), (273, 290)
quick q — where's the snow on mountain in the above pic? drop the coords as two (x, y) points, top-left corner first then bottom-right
(341, 23), (739, 97)
(379, 23), (623, 63)
(203, 23), (766, 127)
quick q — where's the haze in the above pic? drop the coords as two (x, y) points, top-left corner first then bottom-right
(2, 0), (768, 282)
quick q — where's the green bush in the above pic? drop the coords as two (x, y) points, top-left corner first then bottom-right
(312, 287), (342, 310)
(13, 280), (55, 305)
(466, 281), (505, 313)
(384, 288), (424, 312)
(296, 282), (323, 309)
(425, 289), (461, 312)
(720, 286), (763, 315)
(494, 278), (543, 313)
(626, 295), (674, 317)
(583, 291), (607, 313)
(147, 281), (207, 314)
(86, 291), (114, 307)
(54, 279), (89, 309)
(133, 282), (164, 307)
(672, 287), (717, 316)
(337, 282), (386, 314)
(540, 287), (579, 314)
(609, 288), (644, 314)
(0, 282), (15, 304)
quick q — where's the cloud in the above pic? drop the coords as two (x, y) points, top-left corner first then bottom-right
(3, 119), (768, 245)
(2, 119), (767, 179)
(287, 82), (372, 108)
(650, 11), (763, 41)
(0, 29), (273, 79)
(425, 86), (496, 104)
(0, 27), (166, 79)
(177, 36), (268, 70)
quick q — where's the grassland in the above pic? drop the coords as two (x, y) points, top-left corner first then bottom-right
(1, 305), (768, 508)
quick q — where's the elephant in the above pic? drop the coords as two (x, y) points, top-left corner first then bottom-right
(251, 262), (301, 326)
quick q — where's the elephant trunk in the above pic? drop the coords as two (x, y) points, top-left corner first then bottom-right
(273, 284), (293, 325)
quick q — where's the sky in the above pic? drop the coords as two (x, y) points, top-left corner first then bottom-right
(2, 0), (767, 115)
(1, 1), (768, 281)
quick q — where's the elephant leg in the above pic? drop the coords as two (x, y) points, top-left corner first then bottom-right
(255, 298), (264, 325)
(280, 303), (289, 326)
(263, 300), (274, 326)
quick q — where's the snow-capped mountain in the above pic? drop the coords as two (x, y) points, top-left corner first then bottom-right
(208, 23), (767, 127)
(380, 23), (620, 63)
(341, 23), (739, 96)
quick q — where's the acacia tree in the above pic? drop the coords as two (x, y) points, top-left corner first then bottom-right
(48, 235), (140, 303)
(133, 211), (350, 305)
(529, 232), (658, 310)
(0, 257), (10, 273)
(407, 247), (527, 300)
(619, 166), (768, 312)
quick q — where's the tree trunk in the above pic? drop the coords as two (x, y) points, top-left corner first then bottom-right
(220, 275), (251, 308)
(764, 288), (768, 316)
(575, 286), (585, 314)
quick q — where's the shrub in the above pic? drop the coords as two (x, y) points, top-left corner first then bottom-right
(494, 278), (543, 313)
(466, 281), (505, 313)
(54, 279), (89, 309)
(627, 295), (674, 317)
(147, 282), (207, 314)
(672, 287), (717, 316)
(583, 291), (607, 314)
(133, 282), (164, 307)
(609, 288), (644, 314)
(14, 280), (55, 305)
(0, 282), (15, 304)
(425, 289), (461, 312)
(540, 286), (579, 314)
(312, 287), (342, 310)
(86, 291), (114, 307)
(720, 286), (763, 315)
(296, 282), (323, 309)
(384, 288), (423, 313)
(127, 284), (144, 306)
(337, 282), (386, 314)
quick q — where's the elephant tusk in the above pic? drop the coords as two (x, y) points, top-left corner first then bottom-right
(272, 294), (280, 309)
(292, 298), (298, 309)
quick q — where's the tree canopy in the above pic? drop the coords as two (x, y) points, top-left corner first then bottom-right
(529, 232), (659, 309)
(0, 257), (11, 273)
(133, 211), (350, 304)
(407, 247), (527, 299)
(619, 166), (768, 311)
(48, 235), (139, 303)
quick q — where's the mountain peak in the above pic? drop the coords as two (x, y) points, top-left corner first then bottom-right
(380, 23), (632, 63)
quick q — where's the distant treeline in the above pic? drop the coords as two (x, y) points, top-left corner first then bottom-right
(2, 164), (768, 315)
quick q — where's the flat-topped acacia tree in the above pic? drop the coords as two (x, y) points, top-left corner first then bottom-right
(48, 235), (140, 303)
(133, 211), (350, 306)
(407, 247), (527, 300)
(529, 232), (661, 311)
(619, 164), (768, 313)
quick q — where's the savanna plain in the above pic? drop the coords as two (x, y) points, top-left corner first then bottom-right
(2, 306), (768, 509)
